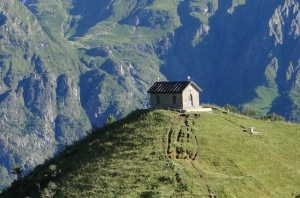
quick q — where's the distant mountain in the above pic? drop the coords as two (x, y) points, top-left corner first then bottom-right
(1, 0), (300, 191)
(162, 0), (300, 121)
(1, 109), (300, 197)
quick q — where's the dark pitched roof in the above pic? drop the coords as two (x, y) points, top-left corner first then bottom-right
(147, 81), (202, 93)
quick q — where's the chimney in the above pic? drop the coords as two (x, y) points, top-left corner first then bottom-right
(187, 76), (191, 81)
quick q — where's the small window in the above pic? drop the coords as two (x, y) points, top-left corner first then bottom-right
(173, 95), (177, 104)
(156, 95), (160, 105)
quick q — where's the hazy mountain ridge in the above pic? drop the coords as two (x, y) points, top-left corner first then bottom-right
(1, 0), (300, 191)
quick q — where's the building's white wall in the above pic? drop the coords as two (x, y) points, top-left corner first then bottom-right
(182, 84), (200, 109)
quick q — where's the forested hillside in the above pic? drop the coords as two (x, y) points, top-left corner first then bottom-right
(1, 0), (300, 190)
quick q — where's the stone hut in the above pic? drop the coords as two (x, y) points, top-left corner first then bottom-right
(147, 80), (203, 111)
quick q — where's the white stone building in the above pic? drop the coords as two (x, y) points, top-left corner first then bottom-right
(147, 80), (206, 112)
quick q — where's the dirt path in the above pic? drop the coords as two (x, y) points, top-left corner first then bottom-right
(167, 113), (216, 197)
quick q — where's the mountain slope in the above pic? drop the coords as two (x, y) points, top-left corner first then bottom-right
(0, 0), (92, 189)
(1, 109), (299, 197)
(162, 0), (300, 120)
(2, 0), (300, 191)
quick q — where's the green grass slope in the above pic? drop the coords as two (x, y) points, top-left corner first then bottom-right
(1, 109), (300, 197)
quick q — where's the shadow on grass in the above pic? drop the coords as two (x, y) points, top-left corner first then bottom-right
(0, 109), (153, 197)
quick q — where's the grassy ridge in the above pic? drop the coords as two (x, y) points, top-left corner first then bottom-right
(1, 109), (300, 197)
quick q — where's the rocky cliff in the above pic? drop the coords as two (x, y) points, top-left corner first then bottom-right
(1, 0), (300, 190)
(162, 0), (300, 120)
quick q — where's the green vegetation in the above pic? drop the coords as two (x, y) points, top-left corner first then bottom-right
(2, 109), (299, 197)
(242, 106), (258, 117)
(223, 104), (284, 121)
(104, 114), (116, 125)
(224, 104), (239, 113)
(260, 113), (285, 122)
